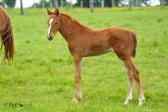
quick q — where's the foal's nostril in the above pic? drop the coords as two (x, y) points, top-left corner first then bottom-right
(47, 35), (53, 41)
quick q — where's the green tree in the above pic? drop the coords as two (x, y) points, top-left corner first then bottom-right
(75, 0), (90, 7)
(4, 0), (16, 8)
(38, 0), (51, 8)
(75, 0), (122, 7)
(0, 0), (4, 6)
(51, 0), (68, 8)
(165, 0), (168, 4)
(128, 0), (151, 7)
(160, 0), (168, 5)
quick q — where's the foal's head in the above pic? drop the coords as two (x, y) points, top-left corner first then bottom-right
(47, 9), (60, 41)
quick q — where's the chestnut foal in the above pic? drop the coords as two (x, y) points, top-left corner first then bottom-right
(47, 9), (145, 106)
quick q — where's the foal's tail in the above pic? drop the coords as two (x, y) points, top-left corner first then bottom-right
(129, 32), (137, 58)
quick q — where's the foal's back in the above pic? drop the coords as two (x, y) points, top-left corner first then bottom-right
(91, 27), (135, 58)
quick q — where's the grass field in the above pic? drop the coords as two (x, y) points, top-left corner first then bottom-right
(0, 7), (168, 112)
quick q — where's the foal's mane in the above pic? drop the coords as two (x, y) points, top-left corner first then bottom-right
(61, 13), (72, 20)
(60, 13), (89, 29)
(0, 6), (14, 61)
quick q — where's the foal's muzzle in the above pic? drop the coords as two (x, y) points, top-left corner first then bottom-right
(47, 35), (53, 41)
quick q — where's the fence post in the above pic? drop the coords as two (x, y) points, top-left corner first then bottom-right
(61, 0), (63, 8)
(90, 0), (94, 13)
(112, 0), (115, 7)
(20, 0), (24, 15)
(101, 0), (104, 8)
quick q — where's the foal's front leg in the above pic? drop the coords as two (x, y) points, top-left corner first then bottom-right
(72, 55), (82, 103)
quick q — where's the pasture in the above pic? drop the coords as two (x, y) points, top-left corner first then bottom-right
(0, 7), (168, 112)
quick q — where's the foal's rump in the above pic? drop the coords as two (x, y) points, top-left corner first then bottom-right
(109, 27), (137, 59)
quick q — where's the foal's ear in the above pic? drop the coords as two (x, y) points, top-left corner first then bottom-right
(47, 8), (51, 15)
(55, 8), (59, 15)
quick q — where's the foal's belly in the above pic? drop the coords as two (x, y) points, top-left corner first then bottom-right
(83, 45), (112, 57)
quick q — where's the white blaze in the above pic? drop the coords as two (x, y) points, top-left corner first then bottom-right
(48, 18), (53, 36)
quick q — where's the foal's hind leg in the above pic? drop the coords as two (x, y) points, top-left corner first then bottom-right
(124, 68), (133, 104)
(124, 58), (145, 106)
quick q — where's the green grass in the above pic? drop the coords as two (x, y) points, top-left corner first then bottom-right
(0, 7), (168, 112)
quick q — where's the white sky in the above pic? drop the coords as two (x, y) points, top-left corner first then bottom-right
(150, 0), (160, 5)
(15, 0), (77, 8)
(15, 0), (159, 8)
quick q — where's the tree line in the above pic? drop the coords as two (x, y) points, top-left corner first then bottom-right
(0, 0), (168, 8)
(0, 0), (168, 15)
(0, 0), (16, 7)
(34, 0), (168, 8)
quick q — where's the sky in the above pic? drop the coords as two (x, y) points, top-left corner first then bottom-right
(15, 0), (159, 8)
(15, 0), (77, 8)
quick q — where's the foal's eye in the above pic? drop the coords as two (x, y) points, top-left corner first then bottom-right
(55, 22), (58, 24)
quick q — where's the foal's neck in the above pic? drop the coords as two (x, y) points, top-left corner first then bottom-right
(59, 13), (90, 41)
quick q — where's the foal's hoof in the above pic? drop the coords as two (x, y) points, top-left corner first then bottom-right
(72, 96), (81, 103)
(124, 99), (132, 105)
(139, 98), (145, 106)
